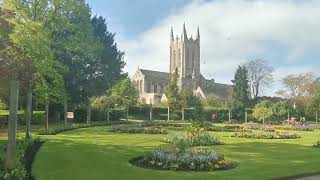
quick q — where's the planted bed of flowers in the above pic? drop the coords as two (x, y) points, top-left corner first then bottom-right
(231, 128), (301, 139)
(130, 148), (236, 171)
(111, 124), (167, 134)
(163, 127), (222, 146)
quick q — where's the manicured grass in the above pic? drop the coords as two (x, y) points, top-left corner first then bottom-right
(32, 126), (320, 180)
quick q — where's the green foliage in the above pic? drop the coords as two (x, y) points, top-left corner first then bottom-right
(165, 68), (180, 110)
(313, 141), (320, 148)
(272, 101), (289, 120)
(74, 107), (123, 122)
(110, 78), (139, 108)
(202, 96), (224, 108)
(0, 100), (6, 110)
(19, 111), (45, 125)
(231, 65), (250, 120)
(0, 137), (42, 180)
(252, 101), (273, 124)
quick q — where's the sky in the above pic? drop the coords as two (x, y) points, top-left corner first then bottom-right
(87, 0), (320, 96)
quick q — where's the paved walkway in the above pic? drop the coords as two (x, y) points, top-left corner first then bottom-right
(294, 175), (320, 180)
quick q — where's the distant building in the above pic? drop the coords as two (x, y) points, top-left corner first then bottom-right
(132, 24), (232, 105)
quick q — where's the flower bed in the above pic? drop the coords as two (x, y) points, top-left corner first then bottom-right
(111, 125), (167, 134)
(163, 128), (222, 146)
(277, 125), (315, 131)
(232, 129), (300, 139)
(130, 148), (236, 171)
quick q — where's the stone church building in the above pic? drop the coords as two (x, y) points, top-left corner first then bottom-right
(132, 24), (232, 105)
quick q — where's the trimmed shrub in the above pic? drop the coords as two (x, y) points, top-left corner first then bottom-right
(313, 141), (320, 148)
(18, 111), (45, 125)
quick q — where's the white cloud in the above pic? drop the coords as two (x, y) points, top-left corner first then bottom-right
(118, 0), (320, 95)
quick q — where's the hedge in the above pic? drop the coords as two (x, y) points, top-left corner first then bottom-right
(74, 107), (123, 122)
(0, 111), (45, 125)
(128, 106), (230, 121)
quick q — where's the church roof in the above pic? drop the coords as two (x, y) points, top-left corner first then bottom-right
(140, 69), (170, 80)
(202, 83), (232, 100)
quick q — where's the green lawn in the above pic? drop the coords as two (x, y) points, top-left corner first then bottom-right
(32, 126), (320, 180)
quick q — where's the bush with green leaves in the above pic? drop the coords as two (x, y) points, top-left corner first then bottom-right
(313, 141), (320, 148)
(0, 137), (43, 180)
(131, 148), (236, 171)
(163, 127), (222, 146)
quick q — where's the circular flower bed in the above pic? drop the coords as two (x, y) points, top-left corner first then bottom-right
(232, 129), (300, 139)
(130, 149), (236, 171)
(111, 125), (167, 134)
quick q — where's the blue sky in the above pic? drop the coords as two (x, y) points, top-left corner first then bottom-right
(87, 0), (320, 96)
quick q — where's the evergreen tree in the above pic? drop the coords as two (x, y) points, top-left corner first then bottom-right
(231, 65), (250, 120)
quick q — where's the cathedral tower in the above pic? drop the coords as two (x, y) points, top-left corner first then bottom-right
(170, 24), (200, 90)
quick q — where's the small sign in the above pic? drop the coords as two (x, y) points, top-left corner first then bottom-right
(67, 112), (74, 119)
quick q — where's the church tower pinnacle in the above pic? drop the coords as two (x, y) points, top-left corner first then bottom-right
(181, 23), (187, 40)
(196, 26), (200, 40)
(170, 27), (174, 41)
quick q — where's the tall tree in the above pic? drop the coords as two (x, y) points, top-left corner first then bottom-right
(47, 0), (101, 123)
(165, 68), (180, 121)
(245, 59), (273, 100)
(0, 6), (29, 169)
(277, 73), (318, 111)
(231, 65), (250, 119)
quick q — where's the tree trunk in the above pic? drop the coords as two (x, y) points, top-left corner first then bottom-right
(245, 109), (248, 123)
(181, 107), (184, 121)
(167, 106), (170, 121)
(316, 112), (318, 124)
(45, 100), (49, 130)
(107, 106), (110, 123)
(26, 82), (32, 138)
(262, 118), (265, 125)
(6, 80), (19, 169)
(229, 109), (231, 123)
(126, 106), (129, 121)
(150, 105), (153, 121)
(64, 99), (68, 127)
(86, 105), (92, 124)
